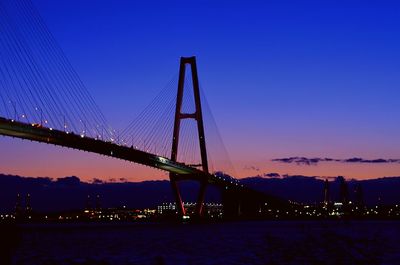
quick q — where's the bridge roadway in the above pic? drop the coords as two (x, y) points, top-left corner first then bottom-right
(0, 117), (243, 187)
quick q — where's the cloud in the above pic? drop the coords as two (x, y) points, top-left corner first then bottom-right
(264, 172), (280, 178)
(244, 165), (260, 171)
(271, 157), (339, 166)
(342, 157), (400, 164)
(272, 156), (400, 166)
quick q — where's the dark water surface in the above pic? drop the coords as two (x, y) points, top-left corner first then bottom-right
(10, 221), (400, 265)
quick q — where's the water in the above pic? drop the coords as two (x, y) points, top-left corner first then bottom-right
(11, 221), (400, 265)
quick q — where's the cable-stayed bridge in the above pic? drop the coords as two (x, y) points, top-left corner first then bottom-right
(0, 0), (288, 218)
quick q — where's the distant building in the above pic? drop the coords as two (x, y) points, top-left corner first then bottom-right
(157, 202), (223, 218)
(157, 202), (177, 215)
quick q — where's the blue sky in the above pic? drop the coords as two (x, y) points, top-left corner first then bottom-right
(1, 0), (400, 180)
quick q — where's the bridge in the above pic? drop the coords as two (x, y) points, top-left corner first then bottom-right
(0, 0), (288, 218)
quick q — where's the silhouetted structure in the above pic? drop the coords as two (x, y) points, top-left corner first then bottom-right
(85, 195), (92, 211)
(25, 193), (32, 214)
(15, 193), (22, 218)
(355, 183), (364, 207)
(338, 176), (348, 205)
(323, 179), (330, 205)
(95, 194), (101, 210)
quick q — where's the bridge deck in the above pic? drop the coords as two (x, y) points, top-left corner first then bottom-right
(0, 118), (205, 177)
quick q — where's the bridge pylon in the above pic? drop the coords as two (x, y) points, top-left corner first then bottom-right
(170, 56), (209, 217)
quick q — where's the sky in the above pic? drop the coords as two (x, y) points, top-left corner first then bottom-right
(1, 0), (400, 181)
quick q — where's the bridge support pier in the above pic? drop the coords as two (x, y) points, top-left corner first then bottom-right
(195, 180), (207, 216)
(170, 56), (209, 218)
(170, 174), (186, 216)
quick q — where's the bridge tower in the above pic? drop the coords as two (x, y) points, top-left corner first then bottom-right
(170, 56), (209, 217)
